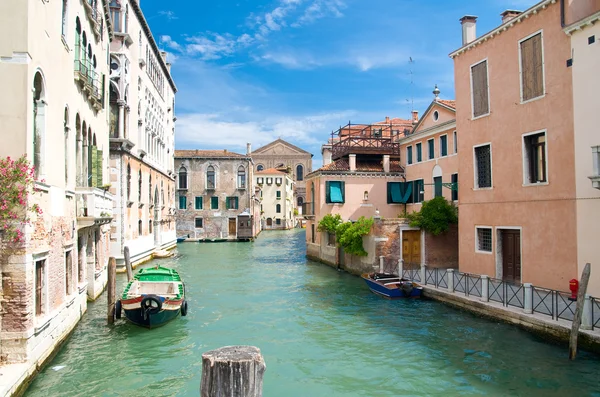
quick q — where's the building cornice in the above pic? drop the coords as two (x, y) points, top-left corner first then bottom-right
(564, 10), (600, 35)
(399, 120), (456, 144)
(129, 0), (177, 93)
(449, 0), (556, 59)
(306, 171), (405, 179)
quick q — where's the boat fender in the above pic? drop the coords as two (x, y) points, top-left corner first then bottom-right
(115, 300), (122, 320)
(141, 294), (162, 319)
(401, 282), (414, 297)
(181, 300), (188, 317)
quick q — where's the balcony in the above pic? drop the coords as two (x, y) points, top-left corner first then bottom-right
(330, 123), (401, 161)
(590, 146), (600, 189)
(83, 0), (103, 39)
(76, 187), (114, 229)
(74, 60), (104, 110)
(302, 202), (315, 218)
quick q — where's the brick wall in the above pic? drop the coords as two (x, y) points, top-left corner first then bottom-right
(424, 224), (458, 268)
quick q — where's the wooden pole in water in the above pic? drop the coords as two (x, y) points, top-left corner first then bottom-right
(569, 263), (591, 360)
(124, 246), (133, 281)
(107, 257), (117, 324)
(200, 345), (266, 397)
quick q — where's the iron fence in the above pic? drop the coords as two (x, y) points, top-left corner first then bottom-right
(466, 274), (482, 298)
(532, 286), (554, 318)
(556, 291), (576, 322)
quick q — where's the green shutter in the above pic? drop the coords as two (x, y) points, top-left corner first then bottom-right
(390, 182), (402, 203)
(400, 182), (412, 203)
(325, 181), (331, 203)
(235, 197), (239, 209)
(340, 181), (345, 203)
(90, 146), (98, 187)
(211, 196), (219, 209)
(179, 195), (186, 209)
(195, 196), (202, 210)
(441, 136), (448, 156)
(96, 149), (103, 187)
(387, 182), (392, 204)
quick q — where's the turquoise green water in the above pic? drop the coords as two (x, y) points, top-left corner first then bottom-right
(25, 230), (600, 396)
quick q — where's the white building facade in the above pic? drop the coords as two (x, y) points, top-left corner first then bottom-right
(257, 169), (295, 230)
(0, 0), (113, 386)
(108, 0), (177, 267)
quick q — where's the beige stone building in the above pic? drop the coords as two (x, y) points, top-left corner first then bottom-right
(563, 1), (600, 296)
(0, 0), (113, 387)
(257, 169), (295, 230)
(174, 150), (260, 241)
(250, 139), (313, 212)
(108, 0), (178, 268)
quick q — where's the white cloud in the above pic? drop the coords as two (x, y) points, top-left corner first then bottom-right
(158, 10), (178, 20)
(160, 35), (181, 51)
(292, 0), (346, 27)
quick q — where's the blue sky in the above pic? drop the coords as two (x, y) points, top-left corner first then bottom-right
(143, 0), (538, 167)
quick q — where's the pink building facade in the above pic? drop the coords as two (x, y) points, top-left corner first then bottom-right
(451, 1), (577, 291)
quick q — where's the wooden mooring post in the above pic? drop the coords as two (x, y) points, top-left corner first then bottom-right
(569, 263), (591, 360)
(200, 346), (266, 397)
(107, 257), (117, 324)
(124, 246), (133, 281)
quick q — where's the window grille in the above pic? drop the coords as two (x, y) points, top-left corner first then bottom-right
(475, 145), (492, 188)
(477, 228), (492, 252)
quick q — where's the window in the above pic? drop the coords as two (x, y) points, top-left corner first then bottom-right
(109, 1), (121, 33)
(195, 218), (203, 228)
(451, 174), (458, 201)
(276, 191), (281, 199)
(138, 170), (142, 201)
(387, 182), (413, 204)
(477, 227), (493, 253)
(65, 250), (73, 296)
(434, 176), (443, 197)
(428, 139), (435, 160)
(416, 143), (422, 162)
(35, 259), (45, 316)
(64, 108), (69, 184)
(179, 195), (187, 209)
(257, 164), (264, 172)
(453, 131), (458, 154)
(296, 164), (304, 181)
(276, 204), (281, 213)
(33, 72), (46, 179)
(524, 132), (546, 184)
(211, 196), (219, 209)
(266, 177), (273, 185)
(325, 181), (345, 204)
(61, 0), (68, 38)
(195, 196), (203, 210)
(149, 220), (152, 234)
(520, 32), (544, 102)
(407, 146), (413, 165)
(237, 166), (246, 189)
(275, 177), (282, 185)
(276, 218), (281, 225)
(138, 219), (142, 235)
(226, 196), (239, 210)
(178, 166), (187, 189)
(311, 224), (315, 243)
(328, 232), (336, 246)
(257, 177), (264, 185)
(297, 196), (304, 207)
(440, 135), (448, 157)
(471, 60), (489, 118)
(474, 144), (492, 189)
(207, 165), (215, 189)
(433, 110), (439, 121)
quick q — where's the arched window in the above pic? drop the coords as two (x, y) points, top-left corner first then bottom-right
(297, 196), (304, 207)
(237, 166), (246, 189)
(126, 163), (131, 200)
(207, 165), (215, 189)
(276, 204), (281, 213)
(148, 174), (152, 203)
(256, 164), (264, 172)
(110, 0), (121, 33)
(61, 0), (68, 38)
(75, 114), (82, 186)
(178, 166), (187, 189)
(33, 72), (46, 180)
(64, 107), (69, 185)
(296, 164), (304, 181)
(149, 220), (152, 234)
(138, 170), (142, 202)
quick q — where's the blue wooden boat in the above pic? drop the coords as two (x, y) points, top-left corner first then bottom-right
(361, 273), (422, 299)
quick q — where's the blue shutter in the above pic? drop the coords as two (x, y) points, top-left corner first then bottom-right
(400, 182), (413, 203)
(329, 181), (343, 203)
(390, 183), (402, 203)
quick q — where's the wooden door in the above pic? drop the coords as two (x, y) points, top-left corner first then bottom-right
(229, 218), (237, 236)
(502, 230), (521, 283)
(402, 230), (421, 266)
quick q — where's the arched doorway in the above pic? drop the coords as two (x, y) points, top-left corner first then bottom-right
(266, 218), (273, 227)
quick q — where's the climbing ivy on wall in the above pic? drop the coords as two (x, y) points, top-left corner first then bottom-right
(336, 216), (374, 257)
(317, 213), (342, 234)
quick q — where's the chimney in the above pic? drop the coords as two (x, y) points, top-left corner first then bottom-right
(224, 149), (227, 154)
(460, 15), (478, 46)
(383, 155), (390, 173)
(385, 116), (390, 123)
(349, 154), (356, 172)
(501, 10), (522, 24)
(166, 62), (172, 73)
(322, 146), (332, 166)
(246, 143), (251, 155)
(412, 110), (419, 124)
(160, 51), (167, 61)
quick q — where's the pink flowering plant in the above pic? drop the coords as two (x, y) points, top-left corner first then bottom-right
(0, 155), (42, 245)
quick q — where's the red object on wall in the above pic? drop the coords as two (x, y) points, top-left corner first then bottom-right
(569, 279), (579, 300)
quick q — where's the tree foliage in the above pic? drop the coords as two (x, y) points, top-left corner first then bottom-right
(336, 216), (374, 257)
(405, 196), (457, 236)
(317, 213), (342, 234)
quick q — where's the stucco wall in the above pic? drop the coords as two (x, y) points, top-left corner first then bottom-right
(424, 224), (459, 268)
(453, 2), (577, 290)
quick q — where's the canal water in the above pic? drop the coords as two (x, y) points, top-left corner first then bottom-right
(26, 230), (600, 396)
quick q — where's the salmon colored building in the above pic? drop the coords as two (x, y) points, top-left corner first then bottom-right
(451, 0), (577, 291)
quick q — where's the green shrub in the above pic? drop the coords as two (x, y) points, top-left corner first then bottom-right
(317, 213), (342, 234)
(406, 196), (457, 236)
(336, 216), (374, 257)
